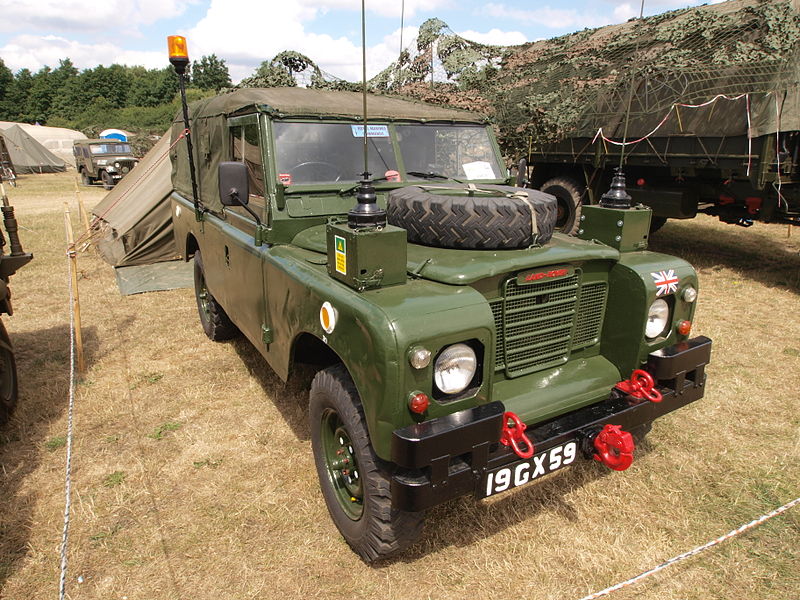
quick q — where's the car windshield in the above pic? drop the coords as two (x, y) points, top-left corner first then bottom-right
(90, 143), (132, 155)
(272, 121), (502, 185)
(396, 124), (501, 181)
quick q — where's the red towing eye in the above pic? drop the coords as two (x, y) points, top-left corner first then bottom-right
(593, 424), (635, 471)
(500, 412), (535, 459)
(615, 369), (663, 403)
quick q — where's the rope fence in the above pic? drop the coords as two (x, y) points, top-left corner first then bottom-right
(576, 495), (800, 600)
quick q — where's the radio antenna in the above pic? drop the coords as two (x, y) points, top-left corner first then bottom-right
(619, 0), (647, 169)
(347, 0), (387, 229)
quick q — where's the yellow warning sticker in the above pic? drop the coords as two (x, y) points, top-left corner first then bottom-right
(334, 235), (346, 275)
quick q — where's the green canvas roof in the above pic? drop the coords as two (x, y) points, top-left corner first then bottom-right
(176, 87), (487, 123)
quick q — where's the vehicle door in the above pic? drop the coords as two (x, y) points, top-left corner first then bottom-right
(206, 115), (271, 351)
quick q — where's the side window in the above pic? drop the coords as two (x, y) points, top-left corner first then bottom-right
(231, 123), (265, 197)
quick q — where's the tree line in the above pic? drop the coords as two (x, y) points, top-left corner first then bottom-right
(0, 54), (232, 136)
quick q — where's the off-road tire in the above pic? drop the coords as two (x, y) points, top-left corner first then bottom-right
(310, 364), (424, 562)
(193, 250), (238, 341)
(540, 176), (584, 235)
(0, 321), (19, 426)
(100, 170), (114, 190)
(387, 184), (556, 249)
(649, 216), (667, 233)
(80, 170), (91, 186)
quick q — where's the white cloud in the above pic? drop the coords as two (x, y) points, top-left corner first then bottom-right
(613, 3), (638, 21)
(0, 0), (191, 35)
(299, 0), (452, 18)
(0, 34), (165, 72)
(187, 1), (422, 82)
(458, 29), (528, 47)
(482, 3), (610, 29)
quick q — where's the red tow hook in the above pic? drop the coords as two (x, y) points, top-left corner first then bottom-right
(615, 369), (663, 403)
(593, 424), (635, 471)
(500, 412), (535, 459)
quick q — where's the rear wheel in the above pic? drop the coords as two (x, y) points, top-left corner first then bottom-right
(0, 321), (19, 426)
(100, 170), (114, 190)
(540, 176), (584, 235)
(193, 250), (238, 341)
(310, 365), (423, 562)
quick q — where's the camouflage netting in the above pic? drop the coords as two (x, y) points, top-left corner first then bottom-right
(375, 0), (800, 156)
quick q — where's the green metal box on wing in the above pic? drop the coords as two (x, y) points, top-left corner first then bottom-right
(325, 222), (407, 291)
(577, 204), (652, 251)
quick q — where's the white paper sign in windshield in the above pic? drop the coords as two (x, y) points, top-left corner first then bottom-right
(351, 125), (390, 138)
(462, 161), (496, 180)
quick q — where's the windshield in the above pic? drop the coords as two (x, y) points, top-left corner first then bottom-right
(272, 121), (502, 185)
(274, 122), (398, 185)
(90, 143), (132, 155)
(396, 124), (501, 181)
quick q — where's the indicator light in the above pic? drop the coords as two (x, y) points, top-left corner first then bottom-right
(408, 392), (429, 414)
(408, 347), (431, 369)
(677, 320), (692, 335)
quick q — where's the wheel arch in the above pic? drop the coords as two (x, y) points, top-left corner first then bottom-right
(185, 233), (199, 261)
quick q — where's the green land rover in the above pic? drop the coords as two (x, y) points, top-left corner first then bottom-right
(74, 139), (138, 190)
(168, 88), (712, 561)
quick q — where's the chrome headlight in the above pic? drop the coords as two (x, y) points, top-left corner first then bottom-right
(682, 286), (697, 303)
(645, 298), (670, 339)
(434, 343), (477, 395)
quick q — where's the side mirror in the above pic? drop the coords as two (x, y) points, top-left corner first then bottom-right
(515, 158), (528, 188)
(219, 161), (250, 207)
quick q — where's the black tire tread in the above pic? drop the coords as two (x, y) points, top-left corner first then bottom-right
(0, 320), (19, 426)
(387, 184), (556, 249)
(193, 250), (239, 341)
(310, 364), (423, 561)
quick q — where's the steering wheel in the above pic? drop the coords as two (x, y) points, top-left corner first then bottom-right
(289, 161), (342, 183)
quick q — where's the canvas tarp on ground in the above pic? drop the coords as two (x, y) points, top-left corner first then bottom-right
(92, 134), (179, 266)
(0, 125), (66, 173)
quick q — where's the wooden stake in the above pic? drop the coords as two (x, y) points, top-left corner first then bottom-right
(74, 179), (92, 246)
(63, 202), (85, 374)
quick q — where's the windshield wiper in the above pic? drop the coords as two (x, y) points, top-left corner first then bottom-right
(337, 175), (389, 196)
(406, 171), (463, 183)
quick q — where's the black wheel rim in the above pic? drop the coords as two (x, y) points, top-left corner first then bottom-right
(320, 408), (363, 520)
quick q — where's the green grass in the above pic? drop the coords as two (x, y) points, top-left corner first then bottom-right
(103, 471), (127, 488)
(44, 436), (67, 452)
(146, 421), (182, 440)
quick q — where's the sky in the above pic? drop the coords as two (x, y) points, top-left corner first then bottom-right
(0, 0), (724, 83)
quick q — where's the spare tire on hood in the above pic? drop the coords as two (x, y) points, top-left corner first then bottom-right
(387, 183), (557, 250)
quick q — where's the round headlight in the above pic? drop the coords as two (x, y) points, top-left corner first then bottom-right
(409, 346), (431, 369)
(645, 298), (670, 339)
(682, 286), (697, 303)
(434, 343), (477, 395)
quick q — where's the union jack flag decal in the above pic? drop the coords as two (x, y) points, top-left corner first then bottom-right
(651, 269), (679, 296)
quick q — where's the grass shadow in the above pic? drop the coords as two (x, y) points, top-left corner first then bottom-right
(0, 324), (98, 588)
(649, 220), (800, 293)
(229, 337), (313, 442)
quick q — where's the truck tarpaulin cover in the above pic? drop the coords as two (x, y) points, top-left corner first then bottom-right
(92, 133), (179, 267)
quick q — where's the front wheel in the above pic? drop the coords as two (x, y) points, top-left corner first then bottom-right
(0, 321), (19, 426)
(540, 176), (584, 235)
(310, 365), (423, 561)
(100, 170), (114, 190)
(80, 170), (91, 186)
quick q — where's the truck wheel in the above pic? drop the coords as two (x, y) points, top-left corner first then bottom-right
(193, 250), (239, 341)
(387, 184), (556, 249)
(649, 216), (667, 233)
(0, 321), (18, 426)
(80, 170), (91, 186)
(310, 364), (423, 562)
(540, 177), (583, 235)
(100, 171), (114, 190)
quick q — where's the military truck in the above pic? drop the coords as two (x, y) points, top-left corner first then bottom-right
(74, 139), (138, 190)
(492, 0), (800, 232)
(0, 187), (33, 425)
(169, 87), (712, 561)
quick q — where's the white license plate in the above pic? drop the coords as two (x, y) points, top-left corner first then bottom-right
(482, 441), (579, 498)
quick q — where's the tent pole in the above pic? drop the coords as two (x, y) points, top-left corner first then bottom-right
(63, 203), (85, 374)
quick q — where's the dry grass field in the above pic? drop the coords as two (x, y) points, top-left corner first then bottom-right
(0, 171), (798, 599)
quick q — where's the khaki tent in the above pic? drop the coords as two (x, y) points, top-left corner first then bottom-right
(92, 134), (179, 266)
(0, 122), (86, 166)
(0, 125), (66, 173)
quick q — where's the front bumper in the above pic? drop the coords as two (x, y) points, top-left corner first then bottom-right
(390, 336), (712, 511)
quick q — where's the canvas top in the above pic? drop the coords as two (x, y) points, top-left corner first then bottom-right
(174, 87), (487, 123)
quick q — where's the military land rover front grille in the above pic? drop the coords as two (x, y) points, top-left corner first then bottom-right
(489, 274), (607, 377)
